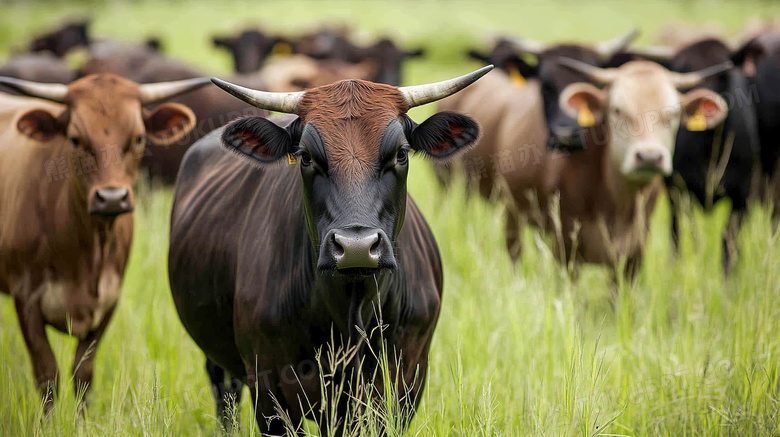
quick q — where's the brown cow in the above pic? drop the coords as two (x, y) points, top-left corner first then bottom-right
(447, 60), (728, 276)
(292, 28), (424, 86)
(0, 74), (208, 411)
(255, 54), (377, 92)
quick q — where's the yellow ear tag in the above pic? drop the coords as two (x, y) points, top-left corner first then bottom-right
(508, 65), (526, 87)
(577, 102), (595, 127)
(288, 153), (298, 164)
(272, 42), (292, 56)
(686, 108), (707, 131)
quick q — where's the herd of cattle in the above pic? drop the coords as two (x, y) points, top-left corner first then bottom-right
(0, 18), (779, 435)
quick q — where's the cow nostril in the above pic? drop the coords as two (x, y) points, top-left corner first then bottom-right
(369, 238), (380, 257)
(332, 234), (345, 257)
(95, 191), (105, 202)
(637, 151), (662, 164)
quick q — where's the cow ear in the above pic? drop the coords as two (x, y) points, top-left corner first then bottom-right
(213, 37), (233, 49)
(17, 109), (64, 142)
(732, 38), (763, 78)
(680, 88), (728, 131)
(511, 57), (539, 79)
(221, 116), (297, 164)
(146, 38), (162, 52)
(559, 83), (607, 126)
(467, 50), (491, 63)
(144, 103), (197, 146)
(408, 112), (479, 160)
(404, 48), (425, 59)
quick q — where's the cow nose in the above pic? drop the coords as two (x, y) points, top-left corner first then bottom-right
(89, 187), (133, 216)
(334, 232), (380, 268)
(318, 227), (395, 272)
(635, 150), (663, 168)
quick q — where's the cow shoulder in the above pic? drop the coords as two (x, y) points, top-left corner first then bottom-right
(396, 196), (442, 326)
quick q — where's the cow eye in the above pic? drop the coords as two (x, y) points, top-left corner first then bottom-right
(300, 151), (312, 166)
(396, 148), (408, 165)
(70, 136), (80, 148)
(135, 134), (145, 145)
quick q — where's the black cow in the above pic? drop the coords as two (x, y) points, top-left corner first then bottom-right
(733, 32), (780, 219)
(663, 39), (760, 273)
(467, 30), (638, 151)
(168, 67), (491, 434)
(29, 19), (90, 57)
(213, 29), (289, 74)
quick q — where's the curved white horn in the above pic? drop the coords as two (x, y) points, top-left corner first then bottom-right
(669, 61), (733, 90)
(399, 65), (494, 108)
(211, 77), (304, 114)
(506, 35), (549, 54)
(0, 77), (68, 103)
(593, 29), (641, 58)
(557, 57), (619, 85)
(139, 77), (212, 105)
(626, 45), (677, 60)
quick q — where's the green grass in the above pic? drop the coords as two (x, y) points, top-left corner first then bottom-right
(1, 0), (780, 435)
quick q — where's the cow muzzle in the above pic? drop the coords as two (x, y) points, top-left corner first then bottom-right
(318, 227), (396, 274)
(89, 187), (134, 216)
(622, 143), (672, 182)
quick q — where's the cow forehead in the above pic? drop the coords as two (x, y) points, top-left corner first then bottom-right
(610, 63), (679, 112)
(68, 74), (141, 101)
(67, 75), (143, 137)
(298, 80), (408, 178)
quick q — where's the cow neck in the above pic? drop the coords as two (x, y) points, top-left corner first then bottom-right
(312, 271), (386, 342)
(586, 123), (656, 223)
(64, 174), (121, 266)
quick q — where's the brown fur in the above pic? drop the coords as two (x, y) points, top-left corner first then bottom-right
(0, 74), (197, 410)
(298, 80), (408, 182)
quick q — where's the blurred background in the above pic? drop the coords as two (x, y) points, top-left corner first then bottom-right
(1, 1), (779, 436)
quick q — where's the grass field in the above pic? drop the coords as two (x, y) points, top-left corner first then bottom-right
(1, 0), (780, 435)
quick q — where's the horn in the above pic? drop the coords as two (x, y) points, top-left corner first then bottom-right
(669, 61), (733, 90)
(399, 65), (494, 108)
(557, 57), (619, 85)
(593, 29), (641, 58)
(211, 77), (304, 114)
(0, 77), (68, 103)
(506, 35), (549, 54)
(623, 45), (677, 61)
(139, 77), (212, 105)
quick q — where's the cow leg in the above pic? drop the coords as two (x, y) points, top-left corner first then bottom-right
(722, 205), (746, 276)
(12, 277), (58, 413)
(505, 212), (524, 264)
(246, 374), (293, 436)
(668, 190), (682, 253)
(206, 358), (243, 431)
(72, 305), (116, 414)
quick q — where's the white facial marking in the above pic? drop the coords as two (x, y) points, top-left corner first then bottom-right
(606, 65), (682, 182)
